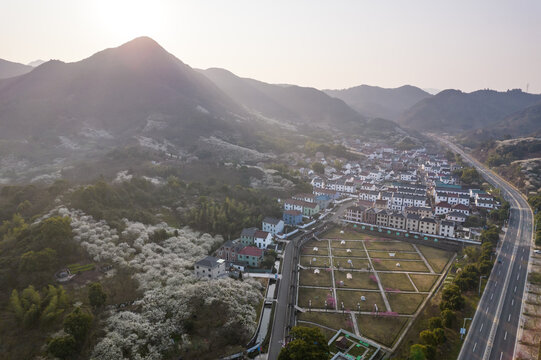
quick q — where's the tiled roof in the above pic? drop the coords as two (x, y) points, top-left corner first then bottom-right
(238, 246), (264, 257)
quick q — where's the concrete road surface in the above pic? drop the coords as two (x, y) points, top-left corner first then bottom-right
(435, 136), (533, 360)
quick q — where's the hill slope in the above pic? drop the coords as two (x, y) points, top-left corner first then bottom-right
(324, 84), (431, 120)
(0, 58), (33, 79)
(401, 89), (541, 133)
(494, 101), (541, 137)
(200, 67), (365, 128)
(0, 37), (245, 141)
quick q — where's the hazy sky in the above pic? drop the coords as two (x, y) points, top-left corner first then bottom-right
(2, 0), (540, 93)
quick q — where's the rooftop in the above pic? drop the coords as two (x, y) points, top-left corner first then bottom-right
(195, 256), (223, 268)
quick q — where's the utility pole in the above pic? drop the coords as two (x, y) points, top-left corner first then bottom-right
(461, 317), (473, 340)
(479, 275), (487, 296)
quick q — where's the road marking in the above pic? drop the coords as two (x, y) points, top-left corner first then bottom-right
(473, 342), (477, 352)
(514, 286), (517, 293)
(517, 274), (520, 280)
(508, 314), (511, 322)
(491, 293), (494, 300)
(500, 352), (503, 360)
(498, 270), (501, 275)
(480, 323), (484, 332)
(504, 331), (507, 340)
(511, 299), (514, 306)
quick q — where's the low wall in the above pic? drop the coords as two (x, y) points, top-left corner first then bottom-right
(341, 220), (480, 251)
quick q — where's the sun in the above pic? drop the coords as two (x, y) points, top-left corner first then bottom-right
(94, 0), (163, 42)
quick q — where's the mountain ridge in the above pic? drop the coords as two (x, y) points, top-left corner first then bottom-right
(0, 58), (33, 79)
(323, 84), (432, 121)
(401, 88), (541, 133)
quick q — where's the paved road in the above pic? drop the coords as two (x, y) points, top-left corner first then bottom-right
(436, 137), (533, 360)
(267, 230), (297, 360)
(267, 202), (351, 360)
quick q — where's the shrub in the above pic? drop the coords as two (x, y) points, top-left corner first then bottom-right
(428, 317), (443, 330)
(48, 335), (76, 359)
(440, 309), (456, 328)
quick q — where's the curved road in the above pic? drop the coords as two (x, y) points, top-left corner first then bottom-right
(436, 136), (534, 360)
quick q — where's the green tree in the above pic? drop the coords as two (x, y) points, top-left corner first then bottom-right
(48, 335), (76, 359)
(10, 285), (68, 326)
(0, 213), (28, 241)
(419, 330), (437, 346)
(88, 282), (107, 309)
(64, 307), (94, 345)
(311, 162), (325, 175)
(440, 284), (465, 311)
(19, 248), (58, 272)
(409, 344), (427, 360)
(278, 326), (329, 360)
(440, 309), (456, 328)
(480, 226), (500, 246)
(428, 317), (443, 330)
(460, 168), (482, 185)
(433, 328), (446, 344)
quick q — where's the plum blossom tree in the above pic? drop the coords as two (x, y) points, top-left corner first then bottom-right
(39, 207), (262, 359)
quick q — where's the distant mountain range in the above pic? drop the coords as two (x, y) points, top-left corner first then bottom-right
(400, 89), (541, 134)
(27, 59), (46, 67)
(0, 58), (33, 79)
(324, 84), (432, 121)
(199, 67), (364, 128)
(1, 36), (398, 184)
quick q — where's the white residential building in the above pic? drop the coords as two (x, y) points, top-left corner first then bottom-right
(262, 217), (284, 235)
(439, 220), (455, 238)
(254, 230), (273, 249)
(195, 256), (227, 279)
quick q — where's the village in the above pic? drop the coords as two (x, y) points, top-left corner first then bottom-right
(194, 140), (502, 281)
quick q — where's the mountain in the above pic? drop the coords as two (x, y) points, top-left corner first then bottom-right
(28, 59), (46, 67)
(401, 89), (541, 133)
(323, 84), (432, 121)
(199, 67), (365, 128)
(494, 101), (541, 137)
(0, 37), (246, 141)
(0, 58), (33, 79)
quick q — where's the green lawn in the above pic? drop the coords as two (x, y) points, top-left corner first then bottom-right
(386, 293), (426, 315)
(368, 250), (421, 260)
(299, 268), (333, 287)
(336, 290), (385, 312)
(300, 256), (330, 268)
(67, 263), (95, 273)
(365, 241), (415, 252)
(409, 274), (439, 292)
(297, 287), (333, 309)
(322, 227), (370, 240)
(331, 247), (367, 257)
(416, 245), (454, 273)
(301, 245), (329, 256)
(297, 311), (354, 333)
(333, 257), (370, 270)
(378, 273), (415, 292)
(371, 259), (429, 273)
(334, 271), (379, 290)
(331, 239), (366, 249)
(357, 315), (409, 347)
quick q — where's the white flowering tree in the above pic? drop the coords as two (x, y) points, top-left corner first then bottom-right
(40, 207), (262, 359)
